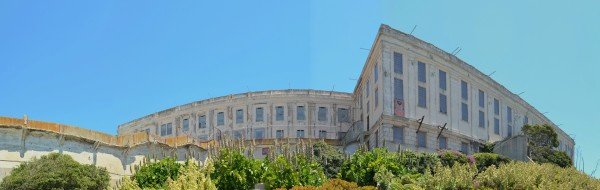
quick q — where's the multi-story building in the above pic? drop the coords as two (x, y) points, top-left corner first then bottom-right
(117, 24), (574, 158)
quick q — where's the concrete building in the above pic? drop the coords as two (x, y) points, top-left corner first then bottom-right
(118, 24), (574, 158)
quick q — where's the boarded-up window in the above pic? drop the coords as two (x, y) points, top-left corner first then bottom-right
(418, 61), (426, 83)
(217, 112), (224, 126)
(182, 119), (189, 132)
(394, 52), (403, 74)
(297, 106), (305, 121)
(198, 115), (206, 129)
(318, 107), (327, 122)
(337, 108), (349, 123)
(236, 109), (244, 124)
(439, 94), (447, 114)
(393, 127), (404, 144)
(418, 86), (427, 108)
(417, 131), (427, 148)
(256, 108), (264, 122)
(276, 106), (284, 121)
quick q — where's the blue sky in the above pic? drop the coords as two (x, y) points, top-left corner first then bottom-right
(1, 1), (598, 177)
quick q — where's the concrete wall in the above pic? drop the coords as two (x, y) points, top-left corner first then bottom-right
(0, 124), (207, 186)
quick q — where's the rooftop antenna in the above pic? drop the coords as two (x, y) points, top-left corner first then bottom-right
(542, 112), (549, 115)
(452, 47), (462, 55)
(331, 84), (335, 92)
(487, 71), (496, 77)
(451, 47), (460, 54)
(409, 25), (417, 35)
(517, 91), (525, 96)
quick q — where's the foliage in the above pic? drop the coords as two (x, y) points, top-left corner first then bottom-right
(133, 157), (182, 189)
(340, 148), (414, 186)
(212, 148), (264, 190)
(419, 163), (478, 190)
(312, 141), (345, 178)
(166, 159), (217, 190)
(0, 153), (109, 190)
(397, 150), (440, 174)
(263, 155), (326, 189)
(523, 124), (573, 167)
(479, 142), (495, 153)
(437, 150), (468, 167)
(472, 153), (510, 171)
(119, 176), (141, 190)
(283, 179), (376, 190)
(476, 162), (600, 189)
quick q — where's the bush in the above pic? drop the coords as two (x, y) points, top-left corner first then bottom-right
(0, 153), (109, 190)
(133, 157), (182, 189)
(263, 155), (326, 189)
(419, 163), (477, 190)
(212, 148), (263, 190)
(312, 141), (345, 178)
(438, 150), (468, 167)
(340, 148), (414, 186)
(472, 153), (510, 171)
(166, 159), (217, 190)
(397, 150), (440, 174)
(285, 179), (376, 190)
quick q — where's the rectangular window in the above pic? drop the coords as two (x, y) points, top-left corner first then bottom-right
(479, 90), (485, 108)
(160, 124), (166, 136)
(236, 109), (244, 124)
(233, 130), (242, 139)
(318, 107), (327, 122)
(297, 106), (306, 121)
(337, 108), (349, 123)
(494, 99), (500, 115)
(254, 128), (265, 139)
(461, 103), (469, 122)
(417, 131), (427, 148)
(439, 70), (446, 90)
(374, 89), (379, 108)
(276, 106), (284, 121)
(479, 111), (485, 128)
(276, 130), (284, 139)
(418, 86), (427, 108)
(319, 130), (327, 139)
(217, 112), (224, 126)
(418, 61), (426, 83)
(374, 63), (379, 82)
(524, 116), (529, 125)
(366, 80), (369, 97)
(296, 130), (305, 138)
(461, 80), (468, 100)
(394, 78), (404, 101)
(166, 123), (172, 135)
(439, 136), (448, 149)
(198, 115), (206, 129)
(256, 107), (264, 122)
(494, 118), (500, 134)
(182, 119), (189, 132)
(394, 52), (403, 74)
(507, 107), (512, 122)
(439, 94), (447, 114)
(461, 142), (469, 154)
(393, 127), (404, 144)
(508, 125), (513, 137)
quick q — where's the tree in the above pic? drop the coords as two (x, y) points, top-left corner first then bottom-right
(0, 153), (109, 190)
(522, 124), (572, 167)
(212, 148), (263, 190)
(311, 141), (345, 178)
(133, 157), (182, 189)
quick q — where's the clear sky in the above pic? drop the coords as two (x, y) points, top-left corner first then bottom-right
(1, 1), (598, 177)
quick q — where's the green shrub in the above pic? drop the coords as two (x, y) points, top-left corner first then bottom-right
(0, 153), (109, 190)
(472, 153), (510, 171)
(312, 141), (345, 178)
(263, 155), (326, 189)
(212, 148), (263, 190)
(133, 157), (181, 189)
(437, 150), (468, 167)
(285, 179), (376, 190)
(340, 148), (413, 186)
(476, 162), (600, 189)
(419, 163), (478, 190)
(397, 150), (440, 174)
(166, 159), (217, 190)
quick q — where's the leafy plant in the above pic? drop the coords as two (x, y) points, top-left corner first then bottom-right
(340, 148), (414, 186)
(263, 155), (326, 189)
(166, 159), (217, 190)
(437, 150), (468, 167)
(523, 124), (573, 167)
(0, 153), (109, 190)
(133, 157), (182, 189)
(472, 153), (510, 171)
(312, 141), (345, 178)
(212, 147), (264, 190)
